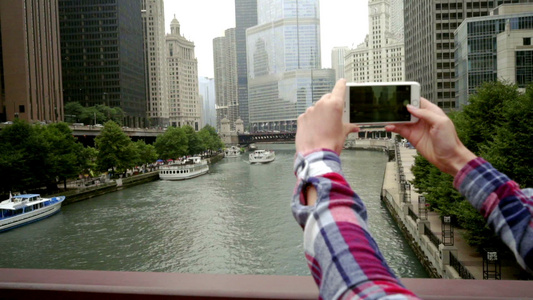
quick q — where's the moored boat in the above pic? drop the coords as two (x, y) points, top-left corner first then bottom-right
(224, 146), (241, 158)
(249, 150), (275, 164)
(0, 193), (66, 233)
(159, 157), (209, 180)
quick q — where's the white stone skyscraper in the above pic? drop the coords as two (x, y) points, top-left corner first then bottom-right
(142, 0), (169, 127)
(165, 17), (202, 130)
(247, 0), (335, 132)
(344, 0), (405, 83)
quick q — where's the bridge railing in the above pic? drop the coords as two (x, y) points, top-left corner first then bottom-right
(2, 268), (532, 299)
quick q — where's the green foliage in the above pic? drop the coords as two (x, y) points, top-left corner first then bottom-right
(479, 83), (533, 187)
(411, 81), (533, 248)
(154, 126), (188, 160)
(95, 121), (138, 174)
(40, 123), (85, 190)
(63, 101), (123, 126)
(183, 125), (204, 155)
(134, 140), (158, 165)
(0, 119), (48, 194)
(64, 102), (85, 123)
(199, 124), (224, 151)
(0, 120), (89, 194)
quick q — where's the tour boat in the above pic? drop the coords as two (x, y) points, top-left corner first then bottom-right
(249, 150), (275, 164)
(248, 143), (257, 151)
(0, 193), (66, 233)
(159, 157), (209, 180)
(224, 146), (242, 158)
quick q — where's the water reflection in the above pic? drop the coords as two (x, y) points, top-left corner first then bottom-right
(0, 144), (426, 278)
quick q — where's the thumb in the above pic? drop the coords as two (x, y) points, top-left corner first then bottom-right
(408, 106), (443, 126)
(343, 123), (359, 138)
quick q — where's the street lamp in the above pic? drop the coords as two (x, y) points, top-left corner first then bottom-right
(483, 248), (501, 280)
(441, 215), (454, 246)
(418, 195), (428, 220)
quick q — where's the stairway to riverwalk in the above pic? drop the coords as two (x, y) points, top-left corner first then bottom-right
(382, 145), (530, 280)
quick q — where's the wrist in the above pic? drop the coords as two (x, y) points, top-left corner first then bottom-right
(446, 147), (477, 177)
(294, 149), (341, 180)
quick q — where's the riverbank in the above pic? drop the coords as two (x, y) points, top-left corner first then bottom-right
(381, 143), (529, 280)
(53, 153), (225, 205)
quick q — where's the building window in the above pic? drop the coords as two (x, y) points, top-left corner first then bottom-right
(19, 105), (25, 113)
(516, 50), (533, 88)
(524, 37), (531, 46)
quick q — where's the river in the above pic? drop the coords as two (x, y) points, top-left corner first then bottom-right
(0, 144), (427, 278)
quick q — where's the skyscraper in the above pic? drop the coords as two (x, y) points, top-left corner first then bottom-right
(198, 77), (216, 128)
(247, 0), (335, 132)
(59, 0), (146, 126)
(403, 0), (531, 110)
(213, 28), (239, 132)
(235, 0), (258, 130)
(331, 46), (349, 81)
(165, 17), (202, 130)
(344, 0), (405, 83)
(0, 0), (63, 123)
(142, 0), (169, 127)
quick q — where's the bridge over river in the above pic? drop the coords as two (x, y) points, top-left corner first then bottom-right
(68, 126), (392, 148)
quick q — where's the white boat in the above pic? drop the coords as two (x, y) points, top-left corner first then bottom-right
(159, 157), (209, 180)
(248, 143), (257, 151)
(249, 150), (275, 164)
(0, 193), (66, 233)
(224, 146), (241, 158)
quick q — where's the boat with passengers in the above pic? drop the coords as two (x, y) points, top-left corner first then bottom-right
(249, 150), (275, 164)
(224, 146), (242, 158)
(0, 193), (66, 233)
(159, 157), (209, 180)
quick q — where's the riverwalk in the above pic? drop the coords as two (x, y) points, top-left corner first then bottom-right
(382, 143), (530, 280)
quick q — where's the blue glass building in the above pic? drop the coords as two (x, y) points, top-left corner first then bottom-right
(247, 0), (334, 132)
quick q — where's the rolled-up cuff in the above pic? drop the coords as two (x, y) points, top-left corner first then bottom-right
(292, 150), (343, 227)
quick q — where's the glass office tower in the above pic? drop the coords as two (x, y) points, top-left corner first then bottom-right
(235, 0), (258, 131)
(247, 0), (334, 132)
(455, 7), (533, 107)
(59, 0), (147, 127)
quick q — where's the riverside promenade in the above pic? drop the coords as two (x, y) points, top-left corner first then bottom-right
(381, 142), (529, 280)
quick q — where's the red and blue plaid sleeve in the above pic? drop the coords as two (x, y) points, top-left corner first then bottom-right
(292, 150), (420, 300)
(454, 157), (533, 272)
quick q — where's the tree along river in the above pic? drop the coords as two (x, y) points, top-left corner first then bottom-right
(0, 144), (427, 278)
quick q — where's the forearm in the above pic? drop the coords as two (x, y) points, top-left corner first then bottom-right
(454, 158), (533, 271)
(292, 150), (420, 299)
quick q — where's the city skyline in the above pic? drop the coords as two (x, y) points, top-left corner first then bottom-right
(163, 0), (369, 78)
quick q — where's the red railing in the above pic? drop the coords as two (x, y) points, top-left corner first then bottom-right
(1, 268), (532, 299)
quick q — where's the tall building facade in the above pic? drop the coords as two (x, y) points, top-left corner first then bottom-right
(213, 28), (239, 132)
(165, 17), (202, 130)
(59, 0), (146, 126)
(247, 0), (335, 132)
(455, 4), (533, 107)
(390, 0), (405, 40)
(199, 77), (216, 128)
(0, 0), (63, 123)
(331, 46), (349, 80)
(345, 0), (405, 84)
(142, 0), (169, 127)
(403, 0), (533, 110)
(235, 0), (258, 130)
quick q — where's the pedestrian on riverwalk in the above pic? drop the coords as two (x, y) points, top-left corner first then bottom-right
(291, 79), (533, 299)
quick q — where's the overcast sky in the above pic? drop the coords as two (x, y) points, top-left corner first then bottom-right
(163, 0), (369, 78)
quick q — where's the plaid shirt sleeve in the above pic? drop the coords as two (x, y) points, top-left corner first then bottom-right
(454, 157), (533, 272)
(292, 149), (420, 300)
